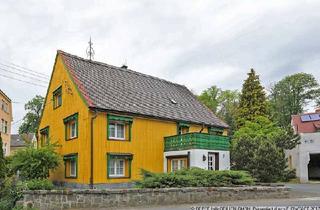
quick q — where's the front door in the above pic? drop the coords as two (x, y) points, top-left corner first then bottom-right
(208, 153), (219, 170)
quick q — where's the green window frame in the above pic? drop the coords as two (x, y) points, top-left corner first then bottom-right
(177, 122), (190, 135)
(106, 153), (133, 179)
(208, 127), (224, 136)
(63, 113), (78, 140)
(63, 153), (78, 179)
(107, 114), (133, 141)
(53, 86), (62, 109)
(40, 126), (50, 146)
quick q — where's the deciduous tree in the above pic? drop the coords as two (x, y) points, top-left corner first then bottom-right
(270, 73), (320, 128)
(18, 95), (44, 134)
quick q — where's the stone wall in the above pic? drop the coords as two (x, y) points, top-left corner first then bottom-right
(17, 186), (290, 210)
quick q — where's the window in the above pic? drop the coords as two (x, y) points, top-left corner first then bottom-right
(4, 121), (7, 134)
(64, 154), (78, 178)
(40, 126), (49, 146)
(171, 159), (186, 172)
(109, 122), (125, 140)
(208, 127), (224, 136)
(177, 122), (189, 135)
(1, 119), (3, 133)
(1, 100), (8, 113)
(64, 113), (78, 140)
(53, 86), (62, 109)
(107, 115), (133, 141)
(109, 159), (125, 177)
(107, 153), (133, 178)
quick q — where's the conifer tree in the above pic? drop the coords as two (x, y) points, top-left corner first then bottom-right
(236, 69), (267, 128)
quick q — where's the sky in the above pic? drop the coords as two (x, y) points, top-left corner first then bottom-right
(0, 0), (320, 133)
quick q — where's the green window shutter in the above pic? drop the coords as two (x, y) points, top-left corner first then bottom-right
(107, 114), (133, 141)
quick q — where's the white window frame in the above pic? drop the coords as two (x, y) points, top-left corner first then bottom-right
(69, 120), (77, 139)
(69, 159), (77, 177)
(109, 159), (125, 177)
(109, 122), (125, 140)
(171, 159), (186, 172)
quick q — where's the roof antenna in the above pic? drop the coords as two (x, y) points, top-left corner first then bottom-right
(121, 58), (128, 69)
(86, 37), (95, 61)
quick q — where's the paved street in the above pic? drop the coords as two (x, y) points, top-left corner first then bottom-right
(111, 183), (320, 210)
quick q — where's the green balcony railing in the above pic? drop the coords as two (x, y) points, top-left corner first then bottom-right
(164, 132), (230, 152)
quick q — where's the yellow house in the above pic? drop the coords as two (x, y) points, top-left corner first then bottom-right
(38, 51), (230, 188)
(0, 89), (13, 156)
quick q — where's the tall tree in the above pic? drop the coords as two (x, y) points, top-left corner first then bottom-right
(236, 69), (267, 128)
(18, 95), (44, 134)
(198, 86), (239, 133)
(216, 90), (240, 133)
(270, 73), (320, 128)
(198, 86), (220, 113)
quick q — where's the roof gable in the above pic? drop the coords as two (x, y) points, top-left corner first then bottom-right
(59, 51), (228, 128)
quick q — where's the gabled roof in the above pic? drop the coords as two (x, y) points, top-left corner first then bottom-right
(11, 133), (34, 147)
(58, 51), (228, 128)
(292, 112), (320, 133)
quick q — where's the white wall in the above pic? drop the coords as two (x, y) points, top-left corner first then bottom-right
(285, 132), (320, 182)
(164, 149), (230, 172)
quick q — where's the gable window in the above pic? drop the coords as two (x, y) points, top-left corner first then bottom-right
(177, 122), (189, 135)
(40, 126), (49, 146)
(64, 153), (78, 178)
(53, 86), (62, 109)
(107, 114), (133, 141)
(107, 153), (133, 178)
(64, 113), (78, 140)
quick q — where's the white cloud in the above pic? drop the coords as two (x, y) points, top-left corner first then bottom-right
(0, 0), (319, 132)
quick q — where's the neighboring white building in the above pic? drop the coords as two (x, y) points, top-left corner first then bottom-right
(286, 108), (320, 182)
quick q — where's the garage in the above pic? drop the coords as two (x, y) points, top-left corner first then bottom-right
(308, 153), (320, 180)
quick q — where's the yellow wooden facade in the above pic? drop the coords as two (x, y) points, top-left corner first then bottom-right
(39, 53), (227, 185)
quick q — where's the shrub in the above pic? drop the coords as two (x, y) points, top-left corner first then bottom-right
(0, 177), (24, 210)
(137, 168), (254, 188)
(22, 179), (54, 190)
(9, 144), (61, 180)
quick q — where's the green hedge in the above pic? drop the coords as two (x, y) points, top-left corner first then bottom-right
(137, 168), (255, 188)
(22, 179), (54, 190)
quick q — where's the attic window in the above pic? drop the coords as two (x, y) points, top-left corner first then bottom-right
(170, 99), (177, 104)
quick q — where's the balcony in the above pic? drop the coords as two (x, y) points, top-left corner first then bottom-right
(164, 132), (230, 152)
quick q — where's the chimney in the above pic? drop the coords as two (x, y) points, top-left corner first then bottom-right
(316, 107), (320, 113)
(121, 64), (128, 69)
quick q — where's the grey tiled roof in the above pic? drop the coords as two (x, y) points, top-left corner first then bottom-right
(11, 134), (34, 147)
(59, 51), (228, 128)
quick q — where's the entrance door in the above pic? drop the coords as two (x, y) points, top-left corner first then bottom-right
(208, 153), (219, 170)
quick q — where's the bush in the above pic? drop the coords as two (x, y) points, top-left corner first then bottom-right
(0, 177), (24, 210)
(9, 144), (61, 180)
(22, 179), (54, 190)
(137, 168), (254, 188)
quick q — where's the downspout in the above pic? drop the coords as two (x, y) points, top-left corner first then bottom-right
(90, 109), (98, 189)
